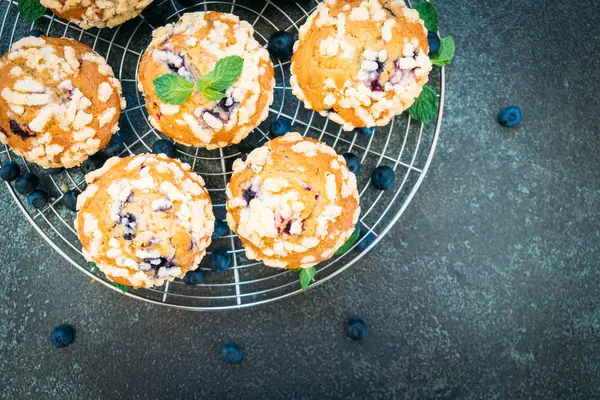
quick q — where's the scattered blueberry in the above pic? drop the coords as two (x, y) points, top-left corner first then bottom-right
(357, 231), (377, 252)
(44, 167), (63, 175)
(152, 139), (176, 158)
(15, 172), (39, 195)
(237, 131), (263, 154)
(269, 119), (292, 137)
(371, 166), (395, 190)
(427, 31), (441, 56)
(0, 161), (20, 181)
(28, 29), (43, 37)
(183, 270), (203, 285)
(102, 133), (125, 157)
(220, 343), (243, 364)
(63, 189), (79, 212)
(345, 318), (368, 341)
(80, 155), (105, 175)
(210, 250), (231, 273)
(342, 152), (361, 174)
(357, 127), (374, 136)
(28, 190), (49, 209)
(267, 31), (295, 59)
(497, 106), (522, 128)
(212, 219), (228, 238)
(50, 324), (74, 348)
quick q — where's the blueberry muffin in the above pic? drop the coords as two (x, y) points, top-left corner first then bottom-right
(75, 154), (214, 289)
(226, 132), (360, 269)
(138, 12), (275, 149)
(290, 0), (433, 130)
(0, 36), (125, 168)
(40, 0), (153, 29)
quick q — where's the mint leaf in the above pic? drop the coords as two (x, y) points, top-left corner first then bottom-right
(201, 88), (226, 102)
(299, 267), (317, 291)
(90, 262), (98, 272)
(413, 2), (438, 32)
(408, 85), (438, 123)
(153, 74), (195, 105)
(18, 0), (46, 22)
(335, 227), (361, 256)
(198, 55), (244, 92)
(431, 36), (455, 66)
(113, 283), (129, 294)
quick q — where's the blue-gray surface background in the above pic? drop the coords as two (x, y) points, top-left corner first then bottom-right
(2, 0), (600, 398)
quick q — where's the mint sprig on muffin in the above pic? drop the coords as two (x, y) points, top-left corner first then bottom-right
(18, 0), (46, 21)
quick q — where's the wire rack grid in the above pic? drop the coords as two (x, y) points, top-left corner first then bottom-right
(0, 0), (444, 310)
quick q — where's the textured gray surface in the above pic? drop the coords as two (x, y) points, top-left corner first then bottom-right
(2, 0), (600, 399)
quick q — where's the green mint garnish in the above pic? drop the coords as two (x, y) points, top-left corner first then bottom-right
(299, 266), (317, 291)
(113, 283), (129, 294)
(90, 262), (98, 272)
(335, 227), (361, 256)
(408, 85), (438, 123)
(153, 55), (244, 105)
(18, 0), (46, 22)
(413, 2), (438, 32)
(431, 36), (455, 66)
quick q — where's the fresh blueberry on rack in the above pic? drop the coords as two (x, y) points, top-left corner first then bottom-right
(50, 324), (74, 348)
(357, 231), (377, 252)
(267, 31), (295, 60)
(102, 133), (125, 158)
(342, 152), (361, 174)
(497, 106), (522, 128)
(427, 31), (441, 56)
(357, 127), (374, 136)
(269, 119), (291, 137)
(44, 167), (63, 176)
(15, 172), (39, 195)
(63, 189), (79, 212)
(210, 250), (231, 273)
(28, 190), (49, 210)
(183, 270), (203, 285)
(28, 29), (43, 38)
(220, 343), (243, 364)
(345, 318), (368, 341)
(0, 161), (20, 181)
(371, 166), (395, 190)
(152, 139), (177, 158)
(80, 155), (105, 175)
(212, 219), (229, 239)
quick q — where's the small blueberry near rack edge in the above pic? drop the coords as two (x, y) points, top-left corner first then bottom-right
(267, 31), (295, 60)
(28, 189), (49, 209)
(497, 106), (522, 128)
(0, 161), (20, 181)
(371, 166), (395, 190)
(50, 324), (74, 348)
(15, 172), (38, 196)
(210, 250), (231, 273)
(269, 119), (291, 137)
(342, 152), (361, 174)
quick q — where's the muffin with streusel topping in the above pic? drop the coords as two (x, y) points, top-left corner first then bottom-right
(138, 12), (275, 150)
(75, 154), (214, 289)
(226, 132), (360, 269)
(41, 0), (153, 29)
(0, 36), (125, 168)
(290, 0), (433, 130)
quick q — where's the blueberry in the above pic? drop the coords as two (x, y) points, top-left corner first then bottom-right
(63, 189), (79, 212)
(371, 166), (394, 190)
(269, 119), (292, 137)
(357, 127), (374, 136)
(357, 231), (377, 252)
(342, 152), (361, 174)
(28, 29), (43, 38)
(210, 250), (231, 273)
(0, 161), (20, 181)
(237, 131), (263, 154)
(15, 172), (38, 195)
(44, 167), (63, 175)
(102, 133), (125, 157)
(212, 219), (228, 238)
(345, 318), (368, 341)
(80, 155), (105, 175)
(28, 190), (49, 209)
(220, 343), (243, 364)
(427, 31), (440, 56)
(497, 106), (522, 128)
(50, 324), (74, 347)
(152, 139), (176, 158)
(267, 31), (295, 60)
(183, 270), (203, 285)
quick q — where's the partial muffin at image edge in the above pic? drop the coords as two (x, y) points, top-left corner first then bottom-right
(75, 153), (215, 289)
(226, 132), (360, 269)
(290, 0), (432, 131)
(137, 11), (275, 150)
(40, 0), (153, 29)
(0, 36), (125, 169)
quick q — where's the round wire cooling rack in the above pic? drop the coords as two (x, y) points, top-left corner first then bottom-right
(0, 0), (444, 310)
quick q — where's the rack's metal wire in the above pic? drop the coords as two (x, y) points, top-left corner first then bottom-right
(0, 0), (444, 310)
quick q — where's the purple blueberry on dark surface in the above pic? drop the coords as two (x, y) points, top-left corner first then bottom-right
(210, 250), (231, 273)
(102, 133), (125, 157)
(267, 31), (295, 60)
(15, 172), (39, 195)
(342, 152), (361, 174)
(428, 31), (441, 56)
(63, 189), (79, 212)
(28, 190), (49, 209)
(183, 270), (203, 285)
(220, 343), (243, 364)
(152, 139), (176, 158)
(357, 127), (374, 136)
(80, 155), (105, 175)
(0, 161), (20, 181)
(269, 119), (292, 137)
(345, 318), (368, 341)
(498, 106), (522, 128)
(357, 231), (377, 252)
(212, 219), (228, 239)
(28, 29), (43, 37)
(371, 166), (395, 190)
(50, 324), (74, 348)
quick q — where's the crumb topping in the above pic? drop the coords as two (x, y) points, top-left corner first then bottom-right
(40, 0), (153, 29)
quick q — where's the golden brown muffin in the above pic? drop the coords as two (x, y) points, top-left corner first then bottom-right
(75, 154), (214, 289)
(138, 12), (275, 149)
(0, 36), (125, 168)
(290, 0), (433, 130)
(41, 0), (153, 29)
(226, 132), (360, 269)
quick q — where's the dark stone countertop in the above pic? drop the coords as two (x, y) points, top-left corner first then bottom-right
(2, 0), (600, 399)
